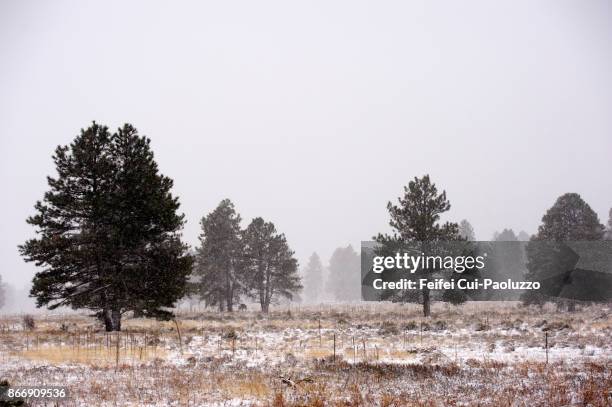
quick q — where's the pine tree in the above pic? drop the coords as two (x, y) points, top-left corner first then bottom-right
(605, 208), (612, 240)
(495, 229), (517, 241)
(242, 218), (301, 313)
(325, 245), (360, 302)
(374, 175), (462, 316)
(534, 193), (604, 241)
(19, 123), (191, 331)
(488, 228), (524, 299)
(192, 199), (243, 312)
(458, 219), (476, 241)
(302, 252), (324, 303)
(523, 193), (605, 308)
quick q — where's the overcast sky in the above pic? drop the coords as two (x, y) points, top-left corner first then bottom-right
(1, 0), (611, 288)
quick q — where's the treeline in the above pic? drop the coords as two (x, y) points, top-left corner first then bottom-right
(15, 123), (612, 328)
(368, 175), (612, 316)
(18, 123), (302, 331)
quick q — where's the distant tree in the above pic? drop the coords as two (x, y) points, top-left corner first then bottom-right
(523, 193), (605, 308)
(302, 252), (324, 303)
(495, 229), (518, 241)
(517, 231), (531, 241)
(515, 230), (531, 276)
(374, 175), (462, 316)
(242, 218), (301, 313)
(605, 208), (612, 240)
(20, 123), (192, 331)
(325, 245), (360, 301)
(487, 229), (525, 299)
(192, 199), (243, 312)
(458, 219), (476, 241)
(0, 275), (5, 309)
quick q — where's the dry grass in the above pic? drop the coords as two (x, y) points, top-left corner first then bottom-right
(0, 301), (610, 406)
(219, 374), (270, 398)
(18, 344), (166, 366)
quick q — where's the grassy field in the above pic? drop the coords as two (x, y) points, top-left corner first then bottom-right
(0, 302), (610, 406)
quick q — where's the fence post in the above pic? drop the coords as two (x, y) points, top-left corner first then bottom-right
(420, 321), (423, 344)
(545, 331), (548, 364)
(173, 319), (183, 355)
(333, 333), (336, 362)
(115, 332), (120, 369)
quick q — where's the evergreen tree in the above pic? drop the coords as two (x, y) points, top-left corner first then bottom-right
(458, 219), (476, 241)
(302, 252), (324, 303)
(374, 175), (462, 316)
(20, 123), (191, 331)
(242, 218), (301, 313)
(495, 229), (518, 241)
(325, 245), (360, 301)
(534, 193), (604, 241)
(192, 199), (243, 312)
(488, 229), (524, 299)
(605, 208), (612, 240)
(517, 231), (531, 241)
(523, 193), (605, 308)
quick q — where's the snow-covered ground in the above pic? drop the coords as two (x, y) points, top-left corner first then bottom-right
(0, 302), (610, 406)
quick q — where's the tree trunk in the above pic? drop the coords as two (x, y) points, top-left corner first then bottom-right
(225, 275), (234, 312)
(103, 308), (114, 332)
(261, 301), (269, 314)
(111, 309), (122, 331)
(422, 287), (431, 317)
(258, 286), (266, 313)
(264, 269), (272, 314)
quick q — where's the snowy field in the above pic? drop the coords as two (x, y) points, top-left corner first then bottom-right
(0, 302), (610, 406)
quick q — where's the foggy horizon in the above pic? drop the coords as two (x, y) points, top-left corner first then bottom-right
(2, 0), (612, 290)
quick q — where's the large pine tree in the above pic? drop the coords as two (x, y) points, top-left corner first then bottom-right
(242, 218), (301, 313)
(20, 123), (192, 331)
(192, 199), (243, 312)
(374, 175), (462, 316)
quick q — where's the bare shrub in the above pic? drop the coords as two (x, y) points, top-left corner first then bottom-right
(22, 315), (35, 331)
(402, 320), (418, 330)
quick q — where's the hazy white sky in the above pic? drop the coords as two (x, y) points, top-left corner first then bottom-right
(1, 0), (611, 288)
